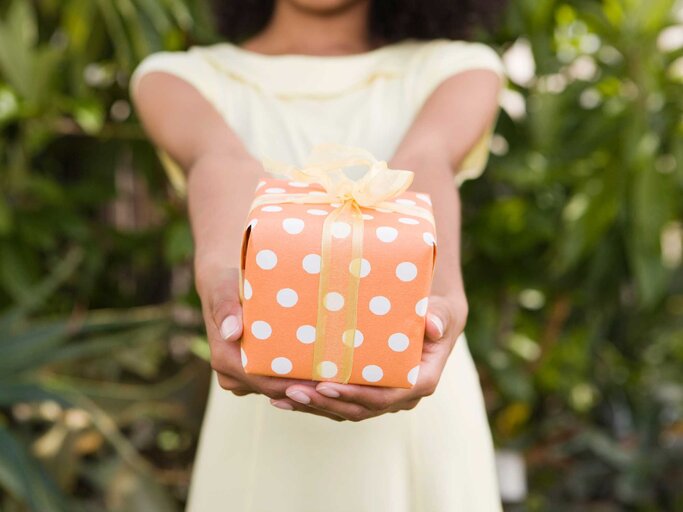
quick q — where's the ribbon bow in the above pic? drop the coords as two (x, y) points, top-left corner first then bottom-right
(247, 143), (433, 384)
(261, 143), (415, 208)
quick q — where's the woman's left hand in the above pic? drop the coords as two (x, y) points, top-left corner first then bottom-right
(270, 293), (468, 421)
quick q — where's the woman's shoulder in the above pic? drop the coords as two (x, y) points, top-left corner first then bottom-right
(129, 44), (226, 112)
(130, 44), (223, 82)
(410, 38), (505, 78)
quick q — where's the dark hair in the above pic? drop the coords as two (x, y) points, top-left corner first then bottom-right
(209, 0), (506, 44)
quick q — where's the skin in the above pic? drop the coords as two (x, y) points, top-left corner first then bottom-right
(131, 0), (502, 422)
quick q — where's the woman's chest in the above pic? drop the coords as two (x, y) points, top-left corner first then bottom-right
(219, 78), (419, 164)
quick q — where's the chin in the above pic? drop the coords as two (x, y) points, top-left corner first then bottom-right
(283, 0), (367, 15)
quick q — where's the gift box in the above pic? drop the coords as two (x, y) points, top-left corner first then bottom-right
(238, 144), (437, 388)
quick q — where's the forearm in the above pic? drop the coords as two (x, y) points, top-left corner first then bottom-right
(187, 152), (266, 294)
(389, 150), (466, 303)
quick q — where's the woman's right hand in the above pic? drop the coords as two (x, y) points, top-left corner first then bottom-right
(194, 259), (346, 420)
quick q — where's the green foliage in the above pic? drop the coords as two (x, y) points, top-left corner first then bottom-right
(0, 0), (211, 509)
(0, 0), (681, 510)
(464, 0), (683, 508)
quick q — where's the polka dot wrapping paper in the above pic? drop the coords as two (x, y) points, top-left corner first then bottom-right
(239, 177), (437, 388)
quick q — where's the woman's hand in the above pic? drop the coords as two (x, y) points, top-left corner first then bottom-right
(187, 154), (352, 421)
(271, 292), (468, 421)
(195, 260), (352, 421)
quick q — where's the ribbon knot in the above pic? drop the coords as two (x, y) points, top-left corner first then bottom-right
(261, 143), (415, 207)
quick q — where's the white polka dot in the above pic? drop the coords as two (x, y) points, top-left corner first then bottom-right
(361, 213), (374, 220)
(282, 217), (305, 234)
(302, 253), (321, 274)
(265, 187), (286, 194)
(349, 258), (371, 278)
(362, 365), (384, 383)
(251, 320), (272, 340)
(388, 332), (410, 352)
(398, 217), (419, 225)
(395, 198), (416, 206)
(248, 219), (258, 230)
(276, 288), (298, 307)
(243, 279), (252, 300)
(256, 249), (277, 270)
(416, 193), (432, 205)
(324, 292), (344, 311)
(318, 361), (338, 378)
(307, 208), (329, 216)
(241, 348), (248, 368)
(376, 226), (398, 243)
(342, 329), (364, 347)
(415, 297), (429, 317)
(289, 181), (309, 188)
(396, 262), (418, 282)
(332, 221), (351, 239)
(271, 357), (293, 375)
(261, 205), (283, 213)
(256, 181), (266, 190)
(330, 202), (342, 208)
(423, 232), (436, 246)
(407, 365), (420, 385)
(369, 296), (391, 315)
(296, 325), (316, 344)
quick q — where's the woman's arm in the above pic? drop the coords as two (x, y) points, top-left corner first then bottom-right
(393, 68), (503, 297)
(131, 72), (343, 420)
(277, 69), (503, 419)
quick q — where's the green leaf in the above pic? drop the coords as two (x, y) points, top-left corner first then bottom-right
(0, 425), (73, 512)
(72, 98), (105, 135)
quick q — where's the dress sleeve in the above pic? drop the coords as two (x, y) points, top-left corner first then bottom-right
(129, 47), (223, 113)
(413, 40), (507, 186)
(128, 48), (224, 197)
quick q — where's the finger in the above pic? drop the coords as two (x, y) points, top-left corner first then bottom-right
(424, 296), (453, 342)
(248, 375), (318, 400)
(205, 267), (243, 342)
(282, 385), (372, 422)
(411, 328), (456, 397)
(208, 331), (244, 375)
(269, 398), (347, 422)
(215, 373), (255, 396)
(312, 381), (412, 411)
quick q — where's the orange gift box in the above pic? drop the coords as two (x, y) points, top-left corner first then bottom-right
(238, 144), (437, 388)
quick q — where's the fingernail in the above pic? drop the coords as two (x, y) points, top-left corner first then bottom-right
(270, 399), (294, 410)
(317, 386), (341, 398)
(220, 315), (240, 340)
(428, 313), (444, 338)
(285, 389), (311, 404)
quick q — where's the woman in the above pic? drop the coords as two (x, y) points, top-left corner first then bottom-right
(130, 0), (507, 510)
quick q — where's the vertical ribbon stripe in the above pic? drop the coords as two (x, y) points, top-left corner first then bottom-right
(311, 200), (364, 383)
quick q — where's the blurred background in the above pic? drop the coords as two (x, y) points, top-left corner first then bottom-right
(1, 0), (682, 510)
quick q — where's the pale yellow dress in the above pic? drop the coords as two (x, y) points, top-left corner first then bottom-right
(130, 38), (507, 512)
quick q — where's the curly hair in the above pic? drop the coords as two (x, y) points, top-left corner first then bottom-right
(209, 0), (506, 44)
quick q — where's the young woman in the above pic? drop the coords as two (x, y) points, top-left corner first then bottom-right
(130, 0), (507, 509)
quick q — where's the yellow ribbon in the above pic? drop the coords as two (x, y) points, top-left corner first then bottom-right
(249, 143), (434, 383)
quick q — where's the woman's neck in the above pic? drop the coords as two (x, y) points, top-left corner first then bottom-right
(241, 0), (379, 57)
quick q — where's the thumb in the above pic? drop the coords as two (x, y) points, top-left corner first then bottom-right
(208, 268), (244, 341)
(424, 296), (450, 342)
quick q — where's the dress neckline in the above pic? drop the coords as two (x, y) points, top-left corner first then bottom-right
(197, 38), (435, 99)
(215, 39), (418, 63)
